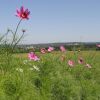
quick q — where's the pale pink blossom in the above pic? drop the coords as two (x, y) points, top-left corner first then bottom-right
(68, 60), (74, 67)
(78, 57), (84, 64)
(85, 64), (92, 68)
(96, 44), (100, 48)
(40, 48), (46, 54)
(60, 46), (66, 52)
(28, 52), (40, 61)
(48, 46), (54, 52)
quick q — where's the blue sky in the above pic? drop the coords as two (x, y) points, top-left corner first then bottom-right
(0, 0), (100, 44)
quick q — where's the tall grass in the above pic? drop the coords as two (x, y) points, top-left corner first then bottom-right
(0, 50), (100, 100)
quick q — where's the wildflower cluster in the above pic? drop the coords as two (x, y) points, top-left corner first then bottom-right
(27, 45), (92, 71)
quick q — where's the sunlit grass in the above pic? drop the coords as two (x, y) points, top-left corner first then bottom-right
(0, 51), (100, 100)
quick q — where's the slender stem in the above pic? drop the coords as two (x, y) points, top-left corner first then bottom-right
(11, 19), (22, 45)
(9, 29), (14, 35)
(15, 19), (22, 35)
(13, 32), (24, 49)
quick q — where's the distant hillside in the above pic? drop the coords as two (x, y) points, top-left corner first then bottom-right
(18, 42), (100, 48)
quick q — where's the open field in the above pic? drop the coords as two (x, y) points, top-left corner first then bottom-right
(0, 51), (100, 100)
(1, 1), (100, 100)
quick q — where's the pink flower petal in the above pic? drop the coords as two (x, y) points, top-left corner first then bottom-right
(85, 64), (92, 68)
(68, 60), (74, 67)
(78, 57), (84, 64)
(41, 48), (46, 54)
(48, 47), (54, 52)
(28, 52), (40, 61)
(60, 46), (66, 52)
(96, 44), (100, 48)
(16, 6), (30, 20)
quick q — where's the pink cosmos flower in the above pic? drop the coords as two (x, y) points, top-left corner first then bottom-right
(48, 46), (54, 52)
(28, 52), (40, 61)
(16, 6), (30, 20)
(60, 46), (66, 52)
(40, 48), (46, 54)
(68, 60), (74, 67)
(85, 64), (92, 68)
(96, 44), (100, 48)
(78, 57), (84, 64)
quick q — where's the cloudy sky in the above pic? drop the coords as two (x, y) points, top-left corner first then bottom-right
(0, 0), (100, 44)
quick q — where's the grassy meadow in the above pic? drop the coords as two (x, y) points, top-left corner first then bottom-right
(0, 3), (100, 100)
(0, 50), (100, 100)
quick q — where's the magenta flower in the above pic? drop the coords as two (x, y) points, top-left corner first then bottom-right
(28, 52), (40, 61)
(16, 6), (30, 20)
(68, 60), (74, 67)
(48, 46), (54, 52)
(60, 46), (66, 52)
(78, 57), (84, 64)
(40, 48), (46, 54)
(85, 64), (92, 69)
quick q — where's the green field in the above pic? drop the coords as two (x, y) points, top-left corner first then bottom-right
(0, 51), (100, 100)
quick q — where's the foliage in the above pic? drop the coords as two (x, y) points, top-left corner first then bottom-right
(0, 51), (100, 100)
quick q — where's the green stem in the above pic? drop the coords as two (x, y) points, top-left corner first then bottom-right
(11, 19), (22, 45)
(13, 32), (24, 49)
